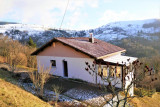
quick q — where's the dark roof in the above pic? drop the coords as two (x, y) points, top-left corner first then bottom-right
(31, 37), (126, 59)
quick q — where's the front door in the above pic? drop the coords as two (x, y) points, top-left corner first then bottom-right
(63, 61), (68, 77)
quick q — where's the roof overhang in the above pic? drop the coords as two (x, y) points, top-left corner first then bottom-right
(103, 55), (138, 66)
(97, 50), (126, 59)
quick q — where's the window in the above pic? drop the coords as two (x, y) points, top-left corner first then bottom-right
(116, 66), (121, 78)
(98, 65), (102, 75)
(103, 66), (107, 77)
(109, 66), (115, 77)
(50, 60), (56, 67)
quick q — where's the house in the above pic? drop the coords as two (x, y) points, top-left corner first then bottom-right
(31, 34), (137, 95)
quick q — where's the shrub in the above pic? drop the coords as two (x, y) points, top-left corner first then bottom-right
(0, 56), (5, 63)
(52, 85), (62, 105)
(134, 87), (156, 97)
(14, 53), (27, 66)
(28, 63), (51, 97)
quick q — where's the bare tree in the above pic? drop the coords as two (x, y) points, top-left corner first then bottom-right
(85, 59), (158, 107)
(52, 85), (62, 107)
(28, 63), (51, 97)
(28, 69), (40, 95)
(39, 64), (51, 97)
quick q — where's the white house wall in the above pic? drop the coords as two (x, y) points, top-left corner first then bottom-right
(37, 56), (97, 83)
(37, 56), (123, 88)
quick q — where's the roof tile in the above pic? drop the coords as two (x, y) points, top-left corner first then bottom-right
(31, 37), (125, 58)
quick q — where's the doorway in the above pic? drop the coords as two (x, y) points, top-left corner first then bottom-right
(63, 61), (68, 77)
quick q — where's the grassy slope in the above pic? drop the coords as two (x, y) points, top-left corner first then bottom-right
(0, 69), (51, 107)
(130, 92), (160, 107)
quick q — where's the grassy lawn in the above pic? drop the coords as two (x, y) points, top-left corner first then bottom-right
(0, 68), (18, 84)
(45, 76), (113, 106)
(0, 69), (51, 107)
(45, 75), (107, 94)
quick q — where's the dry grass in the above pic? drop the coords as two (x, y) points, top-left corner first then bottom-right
(16, 65), (37, 71)
(130, 92), (160, 107)
(0, 69), (52, 107)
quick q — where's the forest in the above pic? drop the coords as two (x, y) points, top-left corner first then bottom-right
(111, 36), (160, 58)
(110, 36), (160, 91)
(0, 34), (37, 70)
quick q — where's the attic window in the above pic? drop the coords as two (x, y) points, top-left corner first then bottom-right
(50, 60), (56, 67)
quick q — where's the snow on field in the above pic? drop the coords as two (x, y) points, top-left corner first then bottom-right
(64, 87), (112, 106)
(96, 19), (160, 41)
(0, 24), (49, 31)
(19, 80), (112, 106)
(19, 82), (88, 106)
(0, 19), (159, 44)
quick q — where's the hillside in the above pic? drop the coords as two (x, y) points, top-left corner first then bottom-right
(130, 93), (160, 107)
(95, 19), (160, 40)
(0, 69), (51, 107)
(0, 19), (160, 58)
(0, 21), (18, 25)
(109, 37), (160, 57)
(0, 19), (159, 47)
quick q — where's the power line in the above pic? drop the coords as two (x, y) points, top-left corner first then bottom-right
(59, 0), (70, 30)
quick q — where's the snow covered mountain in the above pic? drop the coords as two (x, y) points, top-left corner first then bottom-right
(92, 19), (160, 40)
(0, 19), (160, 47)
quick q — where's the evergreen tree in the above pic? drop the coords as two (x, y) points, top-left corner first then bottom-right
(28, 37), (36, 48)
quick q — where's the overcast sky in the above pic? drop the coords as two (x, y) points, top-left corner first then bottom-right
(0, 0), (160, 30)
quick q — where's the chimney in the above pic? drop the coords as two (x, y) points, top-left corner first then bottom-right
(89, 33), (94, 43)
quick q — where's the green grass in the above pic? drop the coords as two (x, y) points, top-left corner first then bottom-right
(68, 78), (88, 83)
(0, 69), (52, 107)
(0, 69), (18, 84)
(45, 75), (110, 95)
